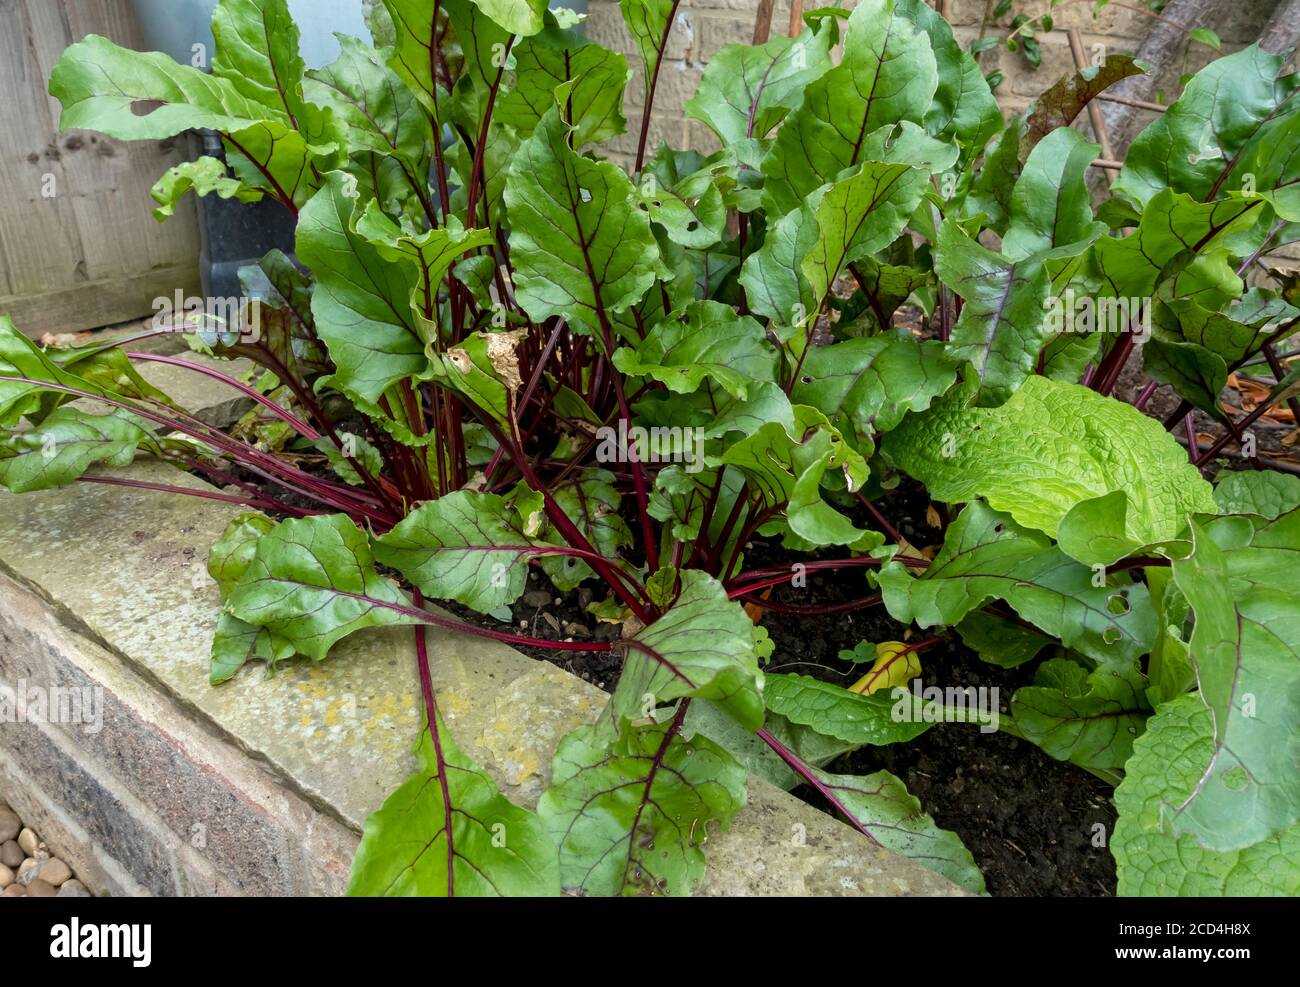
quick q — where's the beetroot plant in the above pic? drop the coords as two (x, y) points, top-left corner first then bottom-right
(0, 0), (1296, 896)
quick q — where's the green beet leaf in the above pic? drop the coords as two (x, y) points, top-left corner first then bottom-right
(349, 713), (560, 896)
(538, 718), (746, 896)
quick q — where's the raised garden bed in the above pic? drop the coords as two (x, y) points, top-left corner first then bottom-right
(1, 0), (1298, 898)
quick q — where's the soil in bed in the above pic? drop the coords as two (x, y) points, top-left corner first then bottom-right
(447, 481), (1120, 897)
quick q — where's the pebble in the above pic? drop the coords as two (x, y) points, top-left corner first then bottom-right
(17, 859), (39, 885)
(0, 863), (12, 888)
(522, 589), (552, 608)
(57, 880), (90, 898)
(25, 878), (57, 897)
(17, 827), (38, 856)
(0, 840), (21, 868)
(39, 858), (71, 886)
(0, 809), (19, 843)
(1, 884), (25, 897)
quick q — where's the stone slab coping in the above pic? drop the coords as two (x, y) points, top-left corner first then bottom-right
(0, 460), (966, 896)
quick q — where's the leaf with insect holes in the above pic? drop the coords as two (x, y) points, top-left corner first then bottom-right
(685, 19), (836, 145)
(877, 502), (1156, 666)
(349, 714), (560, 896)
(883, 375), (1216, 551)
(0, 407), (152, 493)
(151, 156), (262, 219)
(226, 514), (419, 661)
(812, 767), (985, 893)
(759, 0), (938, 217)
(503, 106), (666, 334)
(1166, 510), (1300, 851)
(1112, 694), (1300, 896)
(609, 570), (768, 732)
(612, 300), (778, 399)
(1011, 657), (1150, 771)
(538, 719), (746, 896)
(374, 488), (551, 613)
(49, 34), (286, 139)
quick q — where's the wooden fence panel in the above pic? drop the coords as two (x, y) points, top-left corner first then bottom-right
(0, 0), (201, 337)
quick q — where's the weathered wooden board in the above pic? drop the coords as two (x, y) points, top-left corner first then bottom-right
(0, 0), (201, 337)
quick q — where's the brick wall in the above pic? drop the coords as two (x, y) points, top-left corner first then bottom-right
(583, 0), (1280, 169)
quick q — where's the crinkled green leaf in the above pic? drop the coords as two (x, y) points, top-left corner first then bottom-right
(1112, 694), (1300, 896)
(884, 375), (1216, 547)
(1213, 470), (1300, 518)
